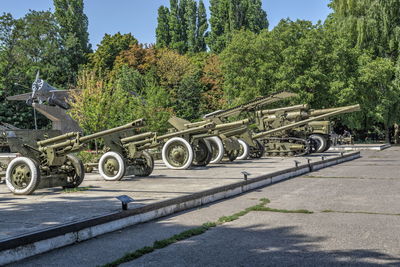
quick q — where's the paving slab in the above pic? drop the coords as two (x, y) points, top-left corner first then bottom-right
(128, 212), (400, 267)
(0, 152), (344, 242)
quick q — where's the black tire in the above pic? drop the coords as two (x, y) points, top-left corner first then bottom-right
(132, 151), (154, 177)
(309, 134), (327, 153)
(322, 139), (332, 152)
(192, 139), (212, 167)
(64, 154), (85, 188)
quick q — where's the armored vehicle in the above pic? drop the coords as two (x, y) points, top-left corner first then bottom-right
(4, 119), (144, 194)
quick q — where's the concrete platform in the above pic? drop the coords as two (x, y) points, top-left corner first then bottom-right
(329, 143), (391, 151)
(0, 151), (359, 265)
(7, 148), (398, 267)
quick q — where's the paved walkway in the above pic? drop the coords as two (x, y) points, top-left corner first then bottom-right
(0, 151), (341, 242)
(8, 147), (400, 266)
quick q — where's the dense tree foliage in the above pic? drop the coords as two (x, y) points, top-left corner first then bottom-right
(207, 0), (268, 53)
(0, 11), (68, 129)
(54, 0), (91, 84)
(156, 0), (208, 53)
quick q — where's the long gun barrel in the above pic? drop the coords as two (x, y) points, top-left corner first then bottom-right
(80, 119), (145, 143)
(309, 106), (358, 117)
(258, 104), (309, 116)
(253, 104), (360, 139)
(203, 91), (298, 119)
(213, 119), (251, 131)
(37, 119), (145, 147)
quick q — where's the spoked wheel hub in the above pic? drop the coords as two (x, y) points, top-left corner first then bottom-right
(10, 163), (32, 189)
(103, 157), (120, 177)
(168, 144), (189, 167)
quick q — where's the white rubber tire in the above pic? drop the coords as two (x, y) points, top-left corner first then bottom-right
(6, 157), (40, 195)
(237, 139), (250, 160)
(98, 151), (126, 181)
(162, 137), (193, 170)
(205, 136), (224, 164)
(309, 134), (327, 153)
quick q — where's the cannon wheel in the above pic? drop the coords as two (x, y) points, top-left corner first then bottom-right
(162, 137), (193, 170)
(237, 139), (250, 160)
(322, 139), (332, 152)
(99, 151), (126, 181)
(249, 140), (265, 159)
(205, 136), (224, 164)
(6, 157), (40, 195)
(64, 154), (85, 188)
(192, 139), (212, 167)
(132, 151), (154, 177)
(309, 134), (327, 153)
(226, 149), (239, 161)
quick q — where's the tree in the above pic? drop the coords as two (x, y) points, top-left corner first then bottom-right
(54, 0), (91, 83)
(156, 6), (171, 48)
(169, 0), (185, 53)
(330, 0), (400, 140)
(196, 0), (208, 52)
(185, 0), (197, 52)
(69, 70), (139, 134)
(156, 0), (208, 53)
(330, 0), (400, 60)
(86, 32), (138, 75)
(199, 54), (225, 113)
(207, 0), (268, 53)
(0, 11), (68, 129)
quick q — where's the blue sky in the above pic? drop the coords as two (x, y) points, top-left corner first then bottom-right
(1, 0), (331, 49)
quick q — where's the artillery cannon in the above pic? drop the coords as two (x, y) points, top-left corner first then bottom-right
(204, 91), (297, 120)
(201, 91), (298, 161)
(169, 116), (253, 163)
(255, 104), (361, 154)
(98, 121), (217, 181)
(4, 119), (145, 194)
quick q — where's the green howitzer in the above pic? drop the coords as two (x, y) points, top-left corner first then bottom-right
(255, 104), (361, 154)
(168, 117), (253, 164)
(201, 92), (298, 160)
(203, 91), (297, 120)
(249, 104), (361, 157)
(98, 121), (216, 180)
(4, 119), (145, 195)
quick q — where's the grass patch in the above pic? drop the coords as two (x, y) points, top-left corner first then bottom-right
(62, 187), (91, 193)
(322, 209), (400, 216)
(102, 197), (313, 267)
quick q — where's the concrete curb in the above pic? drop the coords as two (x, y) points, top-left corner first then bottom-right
(329, 144), (390, 151)
(0, 151), (360, 265)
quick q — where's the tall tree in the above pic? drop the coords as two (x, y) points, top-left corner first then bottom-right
(53, 0), (91, 83)
(196, 0), (208, 52)
(169, 0), (185, 53)
(156, 0), (208, 53)
(207, 0), (268, 53)
(186, 0), (197, 52)
(156, 6), (171, 48)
